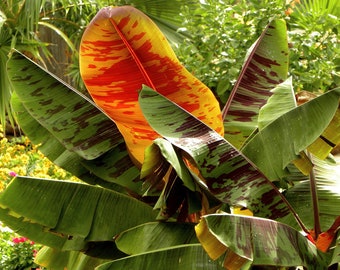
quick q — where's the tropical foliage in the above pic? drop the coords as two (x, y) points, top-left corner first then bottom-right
(0, 0), (189, 133)
(0, 3), (339, 270)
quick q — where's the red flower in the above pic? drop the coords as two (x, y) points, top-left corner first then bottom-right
(9, 171), (17, 177)
(12, 237), (28, 244)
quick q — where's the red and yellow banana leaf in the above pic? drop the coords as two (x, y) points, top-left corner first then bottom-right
(79, 6), (224, 166)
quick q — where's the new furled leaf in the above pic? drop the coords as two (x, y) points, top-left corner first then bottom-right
(139, 85), (299, 223)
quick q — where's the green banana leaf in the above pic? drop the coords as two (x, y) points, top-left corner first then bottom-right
(8, 51), (142, 193)
(222, 18), (289, 149)
(196, 213), (330, 269)
(115, 222), (198, 254)
(242, 88), (340, 180)
(138, 85), (294, 221)
(130, 0), (196, 44)
(331, 233), (340, 266)
(35, 247), (110, 270)
(96, 244), (225, 270)
(0, 177), (157, 249)
(257, 76), (296, 130)
(7, 52), (119, 160)
(280, 157), (340, 232)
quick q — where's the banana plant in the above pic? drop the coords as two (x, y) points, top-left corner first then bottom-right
(1, 5), (339, 269)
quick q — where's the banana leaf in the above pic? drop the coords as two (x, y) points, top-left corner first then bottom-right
(7, 52), (119, 160)
(331, 233), (340, 266)
(280, 157), (340, 232)
(7, 51), (142, 193)
(141, 138), (196, 193)
(257, 77), (296, 130)
(138, 85), (295, 221)
(196, 213), (331, 269)
(0, 177), (157, 249)
(222, 18), (289, 149)
(242, 88), (340, 180)
(35, 247), (110, 270)
(115, 222), (198, 255)
(96, 244), (225, 270)
(79, 6), (224, 166)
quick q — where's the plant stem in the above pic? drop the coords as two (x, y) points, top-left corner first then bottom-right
(308, 152), (321, 239)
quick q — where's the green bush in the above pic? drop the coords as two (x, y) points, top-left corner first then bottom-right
(0, 223), (43, 270)
(176, 0), (339, 104)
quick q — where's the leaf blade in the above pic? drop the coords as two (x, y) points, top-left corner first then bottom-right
(197, 213), (330, 268)
(79, 6), (223, 165)
(222, 19), (289, 149)
(139, 86), (294, 220)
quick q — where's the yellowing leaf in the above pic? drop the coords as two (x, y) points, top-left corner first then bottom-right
(195, 218), (228, 260)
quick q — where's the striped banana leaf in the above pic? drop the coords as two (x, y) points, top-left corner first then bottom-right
(7, 51), (142, 193)
(139, 85), (296, 221)
(196, 214), (330, 269)
(222, 18), (289, 149)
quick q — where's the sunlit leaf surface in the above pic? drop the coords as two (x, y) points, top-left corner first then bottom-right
(79, 6), (223, 165)
(115, 222), (198, 255)
(242, 89), (340, 180)
(0, 177), (156, 247)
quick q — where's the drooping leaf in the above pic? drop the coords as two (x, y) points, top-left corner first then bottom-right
(96, 244), (225, 270)
(79, 6), (224, 165)
(8, 51), (142, 193)
(222, 18), (289, 149)
(0, 177), (157, 246)
(115, 222), (198, 255)
(241, 88), (340, 180)
(196, 213), (330, 269)
(139, 85), (296, 222)
(35, 247), (110, 270)
(7, 51), (120, 160)
(0, 207), (86, 251)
